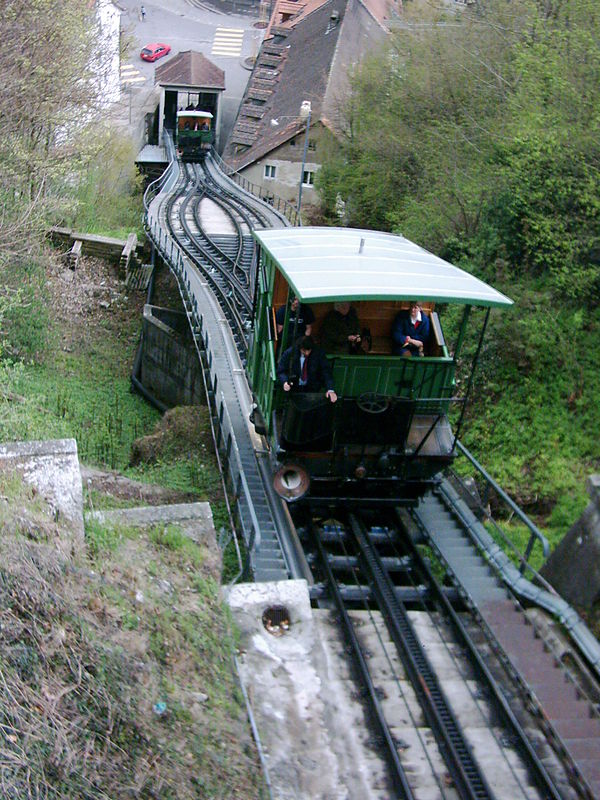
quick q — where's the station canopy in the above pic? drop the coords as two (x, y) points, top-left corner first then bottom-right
(253, 227), (513, 307)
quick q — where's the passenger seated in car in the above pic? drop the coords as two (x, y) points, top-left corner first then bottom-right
(277, 336), (337, 403)
(276, 297), (314, 344)
(392, 301), (430, 357)
(320, 302), (365, 354)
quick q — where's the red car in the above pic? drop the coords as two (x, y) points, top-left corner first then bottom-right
(140, 43), (171, 62)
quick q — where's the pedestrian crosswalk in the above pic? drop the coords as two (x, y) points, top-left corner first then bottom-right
(211, 27), (244, 57)
(120, 63), (146, 86)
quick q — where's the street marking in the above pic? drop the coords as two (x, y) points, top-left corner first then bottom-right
(120, 64), (146, 84)
(211, 27), (244, 57)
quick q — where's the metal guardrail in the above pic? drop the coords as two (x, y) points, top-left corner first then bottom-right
(453, 440), (550, 569)
(211, 149), (300, 226)
(216, 391), (263, 555)
(143, 148), (178, 210)
(142, 143), (271, 579)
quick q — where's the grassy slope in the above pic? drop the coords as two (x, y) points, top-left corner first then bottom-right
(458, 278), (600, 562)
(0, 251), (263, 798)
(0, 473), (263, 799)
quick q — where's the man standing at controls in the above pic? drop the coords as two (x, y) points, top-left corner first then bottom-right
(277, 336), (337, 403)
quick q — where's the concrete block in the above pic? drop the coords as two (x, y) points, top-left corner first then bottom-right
(0, 438), (84, 547)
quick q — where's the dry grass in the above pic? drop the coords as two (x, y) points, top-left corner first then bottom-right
(0, 475), (264, 799)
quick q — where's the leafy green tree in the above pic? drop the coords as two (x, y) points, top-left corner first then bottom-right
(483, 0), (600, 301)
(319, 0), (535, 240)
(321, 0), (600, 303)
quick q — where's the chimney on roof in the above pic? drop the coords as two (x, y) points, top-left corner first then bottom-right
(326, 10), (340, 33)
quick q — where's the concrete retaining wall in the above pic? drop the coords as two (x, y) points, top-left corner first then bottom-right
(140, 305), (204, 408)
(0, 439), (84, 552)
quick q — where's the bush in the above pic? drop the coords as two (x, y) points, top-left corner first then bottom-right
(0, 257), (48, 362)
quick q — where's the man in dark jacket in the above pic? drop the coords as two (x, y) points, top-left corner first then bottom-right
(277, 336), (337, 402)
(320, 302), (362, 353)
(275, 297), (314, 344)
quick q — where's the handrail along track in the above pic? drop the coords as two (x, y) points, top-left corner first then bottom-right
(143, 135), (304, 582)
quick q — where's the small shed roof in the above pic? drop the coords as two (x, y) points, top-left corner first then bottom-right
(253, 227), (513, 307)
(155, 51), (225, 90)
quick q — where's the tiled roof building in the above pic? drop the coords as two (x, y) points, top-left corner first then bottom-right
(222, 0), (399, 211)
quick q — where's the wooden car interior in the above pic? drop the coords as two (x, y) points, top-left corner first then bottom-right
(272, 285), (446, 358)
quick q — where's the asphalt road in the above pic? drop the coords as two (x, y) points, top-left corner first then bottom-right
(116, 0), (263, 149)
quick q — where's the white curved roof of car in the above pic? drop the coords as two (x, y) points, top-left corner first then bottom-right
(253, 227), (512, 307)
(176, 110), (213, 118)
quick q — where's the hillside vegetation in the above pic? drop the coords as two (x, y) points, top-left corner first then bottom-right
(318, 0), (600, 542)
(0, 5), (261, 791)
(0, 0), (598, 791)
(0, 467), (262, 799)
(0, 245), (264, 797)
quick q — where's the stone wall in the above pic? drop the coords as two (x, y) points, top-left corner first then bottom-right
(540, 475), (600, 608)
(139, 305), (204, 408)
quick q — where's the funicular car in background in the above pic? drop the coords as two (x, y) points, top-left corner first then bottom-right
(175, 110), (213, 162)
(247, 227), (512, 502)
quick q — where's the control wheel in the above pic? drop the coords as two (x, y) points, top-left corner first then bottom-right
(357, 392), (389, 415)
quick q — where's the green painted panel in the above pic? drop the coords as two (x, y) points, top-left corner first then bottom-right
(331, 356), (455, 410)
(248, 279), (277, 434)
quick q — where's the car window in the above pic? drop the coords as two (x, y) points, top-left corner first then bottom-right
(142, 49), (151, 55)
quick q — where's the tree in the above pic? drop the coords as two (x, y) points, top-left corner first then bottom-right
(319, 0), (536, 239)
(320, 0), (600, 303)
(0, 0), (107, 259)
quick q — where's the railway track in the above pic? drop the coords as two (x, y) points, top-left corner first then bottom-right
(294, 503), (572, 799)
(144, 141), (305, 582)
(144, 144), (600, 799)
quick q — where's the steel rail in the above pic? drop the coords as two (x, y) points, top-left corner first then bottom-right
(189, 182), (248, 283)
(190, 170), (256, 290)
(164, 185), (251, 358)
(188, 165), (249, 276)
(348, 513), (497, 800)
(178, 189), (252, 301)
(397, 509), (563, 800)
(201, 162), (278, 230)
(310, 518), (417, 800)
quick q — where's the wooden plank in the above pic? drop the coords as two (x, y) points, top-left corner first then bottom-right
(68, 240), (82, 269)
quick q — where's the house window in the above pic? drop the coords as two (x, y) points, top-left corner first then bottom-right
(308, 139), (316, 151)
(302, 170), (314, 186)
(289, 138), (296, 147)
(264, 164), (276, 179)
